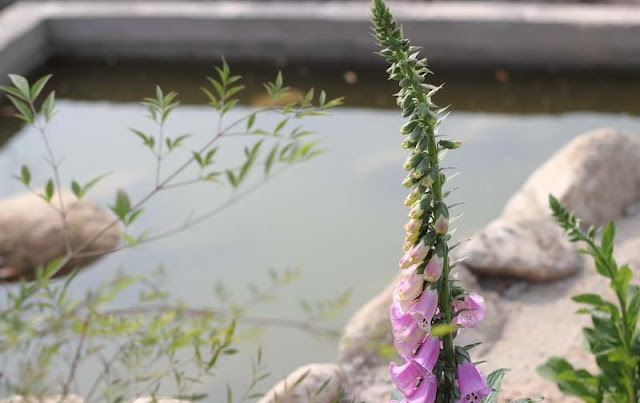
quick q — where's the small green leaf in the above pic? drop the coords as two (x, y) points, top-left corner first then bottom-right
(110, 189), (131, 222)
(8, 74), (30, 100)
(44, 179), (54, 202)
(429, 323), (458, 336)
(247, 113), (256, 130)
(42, 91), (56, 122)
(6, 94), (33, 123)
(226, 170), (238, 188)
(482, 368), (510, 403)
(71, 180), (82, 197)
(265, 144), (278, 176)
(19, 164), (31, 186)
(601, 221), (615, 255)
(30, 74), (52, 101)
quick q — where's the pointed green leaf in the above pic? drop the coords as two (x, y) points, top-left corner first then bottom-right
(8, 74), (30, 100)
(30, 74), (52, 101)
(42, 91), (56, 122)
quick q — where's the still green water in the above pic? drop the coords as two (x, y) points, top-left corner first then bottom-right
(1, 58), (640, 399)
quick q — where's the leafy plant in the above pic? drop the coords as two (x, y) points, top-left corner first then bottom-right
(0, 60), (345, 401)
(538, 195), (640, 402)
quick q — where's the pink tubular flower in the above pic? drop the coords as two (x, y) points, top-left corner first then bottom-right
(406, 375), (436, 403)
(389, 344), (438, 402)
(409, 288), (438, 331)
(412, 335), (439, 371)
(394, 268), (424, 310)
(456, 361), (491, 402)
(390, 359), (424, 397)
(390, 300), (414, 334)
(423, 255), (443, 282)
(453, 293), (486, 329)
(394, 320), (426, 357)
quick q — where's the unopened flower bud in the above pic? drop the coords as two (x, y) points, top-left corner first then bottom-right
(409, 241), (429, 264)
(399, 252), (414, 269)
(438, 139), (462, 150)
(403, 240), (414, 252)
(404, 218), (422, 233)
(404, 188), (421, 206)
(411, 158), (430, 179)
(423, 254), (444, 282)
(421, 175), (434, 188)
(434, 204), (449, 234)
(402, 173), (417, 188)
(409, 203), (423, 219)
(409, 126), (423, 143)
(401, 138), (416, 149)
(415, 136), (429, 153)
(403, 153), (423, 171)
(404, 230), (419, 243)
(401, 120), (418, 135)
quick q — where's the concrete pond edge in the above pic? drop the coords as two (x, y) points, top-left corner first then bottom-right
(2, 1), (640, 85)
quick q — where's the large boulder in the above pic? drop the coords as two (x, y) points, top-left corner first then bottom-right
(258, 363), (348, 403)
(503, 128), (640, 225)
(0, 189), (119, 280)
(459, 129), (640, 281)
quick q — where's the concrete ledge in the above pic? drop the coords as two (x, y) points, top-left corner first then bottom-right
(2, 1), (640, 83)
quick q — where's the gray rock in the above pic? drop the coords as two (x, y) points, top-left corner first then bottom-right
(458, 217), (583, 281)
(503, 128), (640, 225)
(460, 128), (640, 281)
(0, 189), (119, 281)
(258, 363), (348, 403)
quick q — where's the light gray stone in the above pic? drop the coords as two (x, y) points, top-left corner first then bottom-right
(460, 129), (640, 281)
(0, 189), (119, 281)
(258, 363), (348, 403)
(503, 128), (640, 225)
(458, 217), (583, 281)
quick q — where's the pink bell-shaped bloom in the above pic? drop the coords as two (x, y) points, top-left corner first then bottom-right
(389, 358), (424, 397)
(409, 288), (438, 331)
(390, 300), (414, 334)
(394, 268), (424, 310)
(394, 320), (426, 357)
(406, 374), (436, 403)
(389, 356), (437, 403)
(423, 255), (443, 282)
(412, 335), (440, 371)
(453, 293), (485, 329)
(456, 362), (492, 403)
(409, 241), (429, 263)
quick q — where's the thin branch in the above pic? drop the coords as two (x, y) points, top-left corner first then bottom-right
(61, 314), (91, 397)
(71, 166), (289, 259)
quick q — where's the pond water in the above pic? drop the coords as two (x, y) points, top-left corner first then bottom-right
(1, 58), (640, 400)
